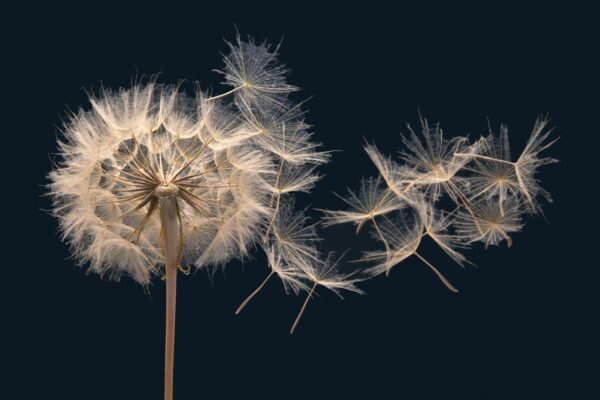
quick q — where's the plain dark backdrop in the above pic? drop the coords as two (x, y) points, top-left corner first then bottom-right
(5, 2), (598, 399)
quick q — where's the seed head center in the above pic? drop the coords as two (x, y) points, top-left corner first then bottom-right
(154, 182), (179, 198)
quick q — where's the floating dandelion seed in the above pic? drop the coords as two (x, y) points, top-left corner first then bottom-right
(320, 176), (405, 233)
(323, 116), (556, 293)
(455, 198), (524, 248)
(455, 117), (558, 214)
(47, 35), (353, 400)
(458, 125), (518, 215)
(397, 118), (472, 199)
(416, 201), (469, 267)
(360, 208), (461, 292)
(290, 250), (364, 334)
(216, 37), (298, 109)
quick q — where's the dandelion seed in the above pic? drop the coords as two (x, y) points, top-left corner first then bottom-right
(361, 210), (460, 292)
(513, 117), (558, 213)
(455, 116), (558, 214)
(363, 143), (420, 205)
(460, 126), (519, 215)
(398, 118), (472, 198)
(235, 244), (308, 314)
(290, 251), (363, 334)
(416, 201), (468, 267)
(455, 199), (524, 248)
(215, 34), (298, 110)
(320, 176), (405, 233)
(269, 201), (322, 267)
(236, 202), (363, 328)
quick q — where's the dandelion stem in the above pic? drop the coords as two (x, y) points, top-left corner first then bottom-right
(290, 281), (318, 334)
(159, 197), (181, 400)
(414, 252), (459, 293)
(164, 267), (177, 400)
(235, 271), (275, 315)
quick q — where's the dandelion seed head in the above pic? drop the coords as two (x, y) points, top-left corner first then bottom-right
(49, 37), (332, 289)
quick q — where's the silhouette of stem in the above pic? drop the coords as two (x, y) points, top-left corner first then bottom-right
(159, 197), (180, 400)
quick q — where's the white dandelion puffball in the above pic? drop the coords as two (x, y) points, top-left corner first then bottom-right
(48, 36), (335, 292)
(49, 83), (265, 283)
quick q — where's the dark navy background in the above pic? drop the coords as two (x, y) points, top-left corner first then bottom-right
(6, 2), (597, 399)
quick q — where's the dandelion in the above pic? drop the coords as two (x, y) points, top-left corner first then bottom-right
(48, 36), (349, 400)
(323, 116), (556, 294)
